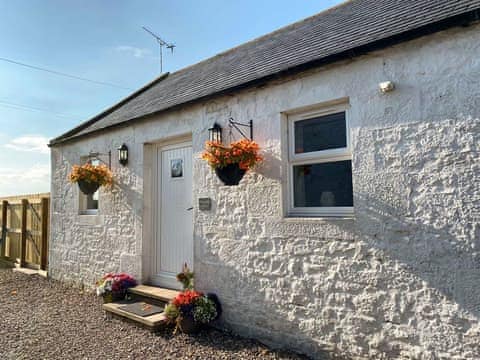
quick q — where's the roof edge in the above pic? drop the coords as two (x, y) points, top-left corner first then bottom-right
(48, 72), (170, 146)
(50, 7), (480, 146)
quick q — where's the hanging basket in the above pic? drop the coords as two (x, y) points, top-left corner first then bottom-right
(77, 179), (100, 195)
(215, 163), (246, 186)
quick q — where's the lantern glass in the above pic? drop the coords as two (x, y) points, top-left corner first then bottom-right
(208, 123), (222, 143)
(118, 144), (128, 166)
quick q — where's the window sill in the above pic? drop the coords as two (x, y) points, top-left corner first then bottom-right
(79, 210), (99, 216)
(285, 214), (355, 221)
(287, 206), (354, 218)
(77, 213), (104, 226)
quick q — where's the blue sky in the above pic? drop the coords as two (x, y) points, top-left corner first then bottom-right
(0, 0), (340, 196)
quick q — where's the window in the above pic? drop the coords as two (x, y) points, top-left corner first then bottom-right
(79, 159), (99, 215)
(288, 104), (353, 217)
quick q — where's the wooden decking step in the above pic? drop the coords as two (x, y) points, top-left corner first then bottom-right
(103, 301), (168, 331)
(128, 285), (179, 303)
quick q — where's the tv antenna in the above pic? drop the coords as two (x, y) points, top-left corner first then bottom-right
(142, 26), (175, 74)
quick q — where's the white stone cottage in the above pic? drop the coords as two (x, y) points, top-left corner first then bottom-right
(49, 1), (480, 358)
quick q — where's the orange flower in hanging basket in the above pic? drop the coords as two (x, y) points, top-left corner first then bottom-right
(68, 163), (113, 194)
(201, 139), (263, 170)
(201, 139), (263, 185)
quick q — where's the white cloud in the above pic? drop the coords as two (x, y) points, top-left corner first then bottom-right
(5, 135), (49, 154)
(0, 163), (50, 196)
(115, 45), (151, 58)
(0, 164), (49, 184)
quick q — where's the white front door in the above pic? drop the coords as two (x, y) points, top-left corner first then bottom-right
(153, 142), (193, 290)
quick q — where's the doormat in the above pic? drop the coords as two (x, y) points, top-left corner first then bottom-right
(119, 302), (164, 317)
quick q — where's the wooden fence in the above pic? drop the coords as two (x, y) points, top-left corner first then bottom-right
(0, 193), (50, 270)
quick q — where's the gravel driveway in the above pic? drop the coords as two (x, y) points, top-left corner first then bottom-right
(0, 268), (309, 359)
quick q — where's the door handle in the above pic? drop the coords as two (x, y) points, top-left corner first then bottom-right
(186, 207), (193, 211)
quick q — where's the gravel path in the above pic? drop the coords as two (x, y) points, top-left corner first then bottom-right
(0, 268), (309, 359)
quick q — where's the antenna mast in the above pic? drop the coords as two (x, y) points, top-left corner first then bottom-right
(142, 26), (175, 73)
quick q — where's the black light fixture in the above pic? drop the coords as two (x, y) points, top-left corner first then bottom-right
(118, 144), (128, 166)
(208, 123), (223, 143)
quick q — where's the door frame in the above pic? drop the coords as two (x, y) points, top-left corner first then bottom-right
(150, 135), (193, 288)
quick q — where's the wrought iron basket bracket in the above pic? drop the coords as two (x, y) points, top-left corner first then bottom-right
(86, 150), (112, 169)
(228, 118), (253, 140)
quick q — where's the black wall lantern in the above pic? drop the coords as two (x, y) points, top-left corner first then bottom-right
(118, 144), (128, 166)
(208, 123), (223, 143)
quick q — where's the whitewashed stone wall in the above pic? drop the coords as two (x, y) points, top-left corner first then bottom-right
(50, 23), (480, 359)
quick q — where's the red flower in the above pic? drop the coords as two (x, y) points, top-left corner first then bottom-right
(172, 290), (203, 307)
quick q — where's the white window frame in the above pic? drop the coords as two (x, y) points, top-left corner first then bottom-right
(287, 102), (353, 217)
(78, 157), (100, 216)
(79, 196), (99, 215)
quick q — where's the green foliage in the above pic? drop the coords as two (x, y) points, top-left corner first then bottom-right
(176, 263), (194, 290)
(193, 296), (218, 324)
(164, 303), (180, 322)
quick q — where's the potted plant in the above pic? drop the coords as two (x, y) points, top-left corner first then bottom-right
(164, 264), (221, 334)
(95, 273), (137, 303)
(69, 163), (113, 195)
(176, 262), (195, 290)
(201, 139), (263, 185)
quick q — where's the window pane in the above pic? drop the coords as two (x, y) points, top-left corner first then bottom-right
(293, 160), (353, 207)
(294, 112), (346, 153)
(90, 160), (99, 209)
(86, 192), (99, 210)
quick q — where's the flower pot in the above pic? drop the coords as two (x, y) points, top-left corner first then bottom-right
(178, 316), (201, 334)
(102, 293), (113, 303)
(77, 179), (100, 195)
(102, 290), (126, 303)
(215, 164), (246, 186)
(112, 290), (127, 301)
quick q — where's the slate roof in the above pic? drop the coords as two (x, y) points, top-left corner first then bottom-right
(50, 0), (480, 145)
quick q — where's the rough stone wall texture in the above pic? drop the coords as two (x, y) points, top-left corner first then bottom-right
(50, 23), (480, 359)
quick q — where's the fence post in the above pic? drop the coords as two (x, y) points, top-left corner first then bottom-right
(1, 200), (7, 258)
(40, 198), (49, 270)
(20, 199), (28, 267)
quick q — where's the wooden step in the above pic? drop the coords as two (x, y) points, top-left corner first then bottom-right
(128, 285), (179, 303)
(103, 301), (168, 331)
